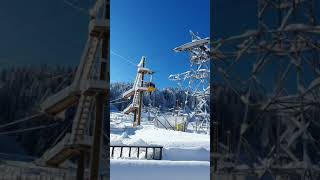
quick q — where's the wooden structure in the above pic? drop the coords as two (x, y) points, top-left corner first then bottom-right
(37, 0), (109, 179)
(122, 57), (154, 127)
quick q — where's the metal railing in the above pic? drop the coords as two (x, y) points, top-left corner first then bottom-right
(110, 145), (163, 160)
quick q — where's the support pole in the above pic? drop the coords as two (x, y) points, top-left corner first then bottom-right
(137, 61), (145, 126)
(90, 0), (109, 178)
(90, 93), (105, 180)
(76, 151), (85, 180)
(137, 90), (144, 126)
(133, 111), (137, 127)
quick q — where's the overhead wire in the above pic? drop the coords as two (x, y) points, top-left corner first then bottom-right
(0, 152), (37, 161)
(0, 123), (60, 136)
(0, 113), (45, 129)
(111, 50), (137, 67)
(48, 120), (72, 148)
(110, 100), (129, 105)
(63, 0), (89, 15)
(109, 96), (125, 103)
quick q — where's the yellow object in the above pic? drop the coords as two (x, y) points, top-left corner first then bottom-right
(176, 123), (185, 132)
(147, 86), (156, 92)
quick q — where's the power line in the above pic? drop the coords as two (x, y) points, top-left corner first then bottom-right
(0, 113), (45, 129)
(0, 152), (37, 160)
(49, 72), (74, 80)
(109, 96), (125, 103)
(110, 100), (129, 105)
(63, 0), (89, 15)
(0, 123), (60, 136)
(110, 50), (137, 67)
(48, 121), (72, 148)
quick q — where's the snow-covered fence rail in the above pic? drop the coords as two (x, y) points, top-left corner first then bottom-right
(110, 145), (163, 160)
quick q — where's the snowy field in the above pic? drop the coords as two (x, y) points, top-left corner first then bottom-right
(110, 112), (210, 180)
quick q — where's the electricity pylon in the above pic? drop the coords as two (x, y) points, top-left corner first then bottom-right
(211, 0), (320, 179)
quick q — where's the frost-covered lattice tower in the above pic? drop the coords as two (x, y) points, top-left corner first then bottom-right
(169, 31), (210, 133)
(212, 0), (320, 179)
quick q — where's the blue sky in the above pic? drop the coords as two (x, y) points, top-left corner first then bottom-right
(0, 0), (209, 89)
(0, 1), (91, 68)
(110, 0), (210, 89)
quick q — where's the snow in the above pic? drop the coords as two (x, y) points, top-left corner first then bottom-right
(110, 112), (210, 179)
(109, 160), (210, 180)
(163, 147), (209, 161)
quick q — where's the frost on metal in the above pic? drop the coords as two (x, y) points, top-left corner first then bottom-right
(211, 0), (320, 179)
(169, 30), (210, 134)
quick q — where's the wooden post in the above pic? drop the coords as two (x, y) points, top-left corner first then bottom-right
(133, 111), (137, 127)
(120, 147), (123, 158)
(137, 90), (144, 126)
(90, 0), (109, 178)
(90, 93), (105, 180)
(76, 150), (85, 180)
(153, 148), (155, 159)
(137, 60), (145, 126)
(159, 147), (162, 160)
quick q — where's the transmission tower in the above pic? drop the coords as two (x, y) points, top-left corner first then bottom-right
(169, 31), (210, 133)
(212, 0), (320, 179)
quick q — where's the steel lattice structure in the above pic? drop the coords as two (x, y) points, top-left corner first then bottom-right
(212, 0), (320, 179)
(169, 31), (210, 133)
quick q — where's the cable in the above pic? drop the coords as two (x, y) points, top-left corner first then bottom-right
(0, 123), (60, 136)
(0, 152), (37, 160)
(48, 72), (73, 80)
(111, 50), (137, 67)
(49, 121), (72, 148)
(109, 96), (125, 103)
(0, 113), (45, 129)
(110, 100), (129, 105)
(63, 0), (89, 15)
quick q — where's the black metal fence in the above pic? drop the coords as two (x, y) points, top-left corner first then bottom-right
(110, 145), (163, 160)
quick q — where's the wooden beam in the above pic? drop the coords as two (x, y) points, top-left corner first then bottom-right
(90, 93), (105, 180)
(76, 150), (85, 180)
(89, 0), (109, 179)
(137, 60), (145, 126)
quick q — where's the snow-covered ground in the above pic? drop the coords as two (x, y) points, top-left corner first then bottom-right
(110, 160), (209, 180)
(110, 112), (210, 180)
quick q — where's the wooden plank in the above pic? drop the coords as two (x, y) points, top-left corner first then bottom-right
(120, 147), (123, 158)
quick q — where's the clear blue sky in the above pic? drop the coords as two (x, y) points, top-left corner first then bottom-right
(0, 0), (209, 90)
(110, 0), (210, 89)
(0, 1), (92, 68)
